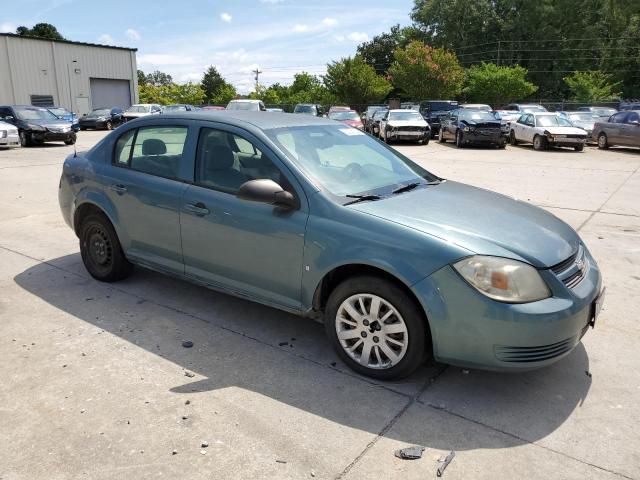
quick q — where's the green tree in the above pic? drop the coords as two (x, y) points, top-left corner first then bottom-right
(201, 66), (226, 104)
(388, 41), (464, 100)
(137, 69), (147, 86)
(16, 23), (65, 40)
(356, 24), (422, 75)
(323, 56), (392, 105)
(145, 70), (173, 87)
(564, 71), (622, 102)
(463, 63), (538, 106)
(211, 83), (237, 105)
(166, 82), (206, 105)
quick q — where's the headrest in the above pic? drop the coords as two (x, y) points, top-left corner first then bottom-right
(204, 139), (234, 170)
(142, 138), (167, 155)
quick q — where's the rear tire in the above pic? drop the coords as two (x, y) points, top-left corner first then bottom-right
(438, 131), (446, 143)
(79, 213), (133, 282)
(597, 133), (609, 149)
(498, 142), (507, 149)
(325, 276), (428, 380)
(19, 131), (30, 147)
(64, 136), (76, 146)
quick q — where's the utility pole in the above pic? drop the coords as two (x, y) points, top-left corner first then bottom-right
(252, 67), (262, 90)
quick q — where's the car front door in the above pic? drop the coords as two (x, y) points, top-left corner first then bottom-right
(606, 112), (627, 143)
(513, 114), (528, 141)
(179, 124), (308, 311)
(523, 114), (536, 142)
(104, 124), (194, 273)
(622, 112), (640, 146)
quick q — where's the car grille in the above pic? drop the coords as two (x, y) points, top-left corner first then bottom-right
(550, 246), (587, 289)
(495, 334), (581, 363)
(395, 126), (425, 132)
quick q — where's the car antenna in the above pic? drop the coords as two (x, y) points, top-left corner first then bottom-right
(73, 141), (77, 157)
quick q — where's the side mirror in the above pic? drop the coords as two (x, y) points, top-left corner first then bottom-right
(237, 179), (297, 209)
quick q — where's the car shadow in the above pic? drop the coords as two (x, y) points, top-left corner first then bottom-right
(431, 140), (507, 150)
(507, 144), (585, 153)
(14, 254), (592, 451)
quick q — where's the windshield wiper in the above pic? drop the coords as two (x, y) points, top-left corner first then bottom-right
(344, 194), (382, 206)
(391, 180), (441, 195)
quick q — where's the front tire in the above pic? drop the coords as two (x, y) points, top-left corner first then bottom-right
(509, 130), (518, 145)
(533, 135), (547, 151)
(64, 136), (76, 146)
(19, 131), (30, 147)
(80, 213), (133, 282)
(325, 276), (428, 380)
(574, 144), (584, 152)
(455, 130), (464, 148)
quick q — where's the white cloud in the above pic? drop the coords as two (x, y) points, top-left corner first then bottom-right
(334, 34), (345, 42)
(125, 28), (140, 41)
(347, 32), (369, 42)
(260, 0), (284, 3)
(220, 12), (232, 23)
(138, 54), (196, 66)
(322, 17), (337, 27)
(293, 24), (308, 33)
(0, 22), (15, 33)
(97, 34), (113, 44)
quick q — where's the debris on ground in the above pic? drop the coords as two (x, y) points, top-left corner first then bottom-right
(201, 441), (209, 448)
(330, 362), (337, 367)
(276, 459), (287, 464)
(585, 370), (592, 378)
(185, 400), (191, 405)
(394, 445), (425, 460)
(200, 449), (207, 455)
(278, 342), (288, 347)
(184, 371), (195, 378)
(172, 449), (178, 455)
(310, 471), (316, 478)
(182, 341), (194, 348)
(181, 415), (188, 420)
(437, 451), (455, 477)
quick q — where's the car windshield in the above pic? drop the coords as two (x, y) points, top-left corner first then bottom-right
(536, 115), (573, 127)
(568, 113), (595, 122)
(91, 109), (111, 116)
(127, 105), (150, 113)
(164, 105), (186, 112)
(294, 105), (316, 114)
(463, 105), (491, 111)
(264, 125), (437, 197)
(15, 108), (57, 121)
(373, 110), (388, 120)
(592, 107), (617, 116)
(329, 111), (360, 121)
(459, 111), (496, 121)
(428, 102), (458, 111)
(48, 108), (69, 117)
(227, 102), (257, 111)
(388, 111), (423, 121)
(521, 105), (547, 112)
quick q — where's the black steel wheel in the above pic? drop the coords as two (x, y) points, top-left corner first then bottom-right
(80, 213), (132, 282)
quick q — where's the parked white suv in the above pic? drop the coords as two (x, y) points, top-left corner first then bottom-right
(226, 99), (266, 111)
(123, 104), (162, 121)
(509, 112), (587, 151)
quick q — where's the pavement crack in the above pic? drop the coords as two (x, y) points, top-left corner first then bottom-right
(418, 401), (636, 480)
(335, 364), (449, 479)
(577, 164), (640, 232)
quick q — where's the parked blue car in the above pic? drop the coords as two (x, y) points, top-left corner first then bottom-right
(58, 112), (604, 379)
(48, 106), (80, 132)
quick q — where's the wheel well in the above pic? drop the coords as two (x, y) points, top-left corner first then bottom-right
(73, 203), (107, 236)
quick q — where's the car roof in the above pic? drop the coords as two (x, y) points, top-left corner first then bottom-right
(228, 99), (261, 103)
(152, 111), (337, 129)
(388, 109), (420, 113)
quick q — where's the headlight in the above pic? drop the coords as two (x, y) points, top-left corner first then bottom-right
(26, 123), (46, 131)
(453, 256), (551, 303)
(463, 126), (470, 132)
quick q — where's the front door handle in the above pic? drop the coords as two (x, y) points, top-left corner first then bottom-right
(110, 184), (127, 194)
(185, 202), (210, 216)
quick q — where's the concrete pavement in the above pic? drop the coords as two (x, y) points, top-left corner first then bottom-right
(0, 132), (638, 479)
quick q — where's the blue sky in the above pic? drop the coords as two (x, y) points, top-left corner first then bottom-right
(1, 0), (414, 93)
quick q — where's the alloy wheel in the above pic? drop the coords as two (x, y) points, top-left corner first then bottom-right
(335, 294), (409, 370)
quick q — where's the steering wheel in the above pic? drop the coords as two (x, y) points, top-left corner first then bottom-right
(343, 162), (364, 182)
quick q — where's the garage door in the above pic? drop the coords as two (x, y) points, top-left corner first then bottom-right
(90, 78), (132, 110)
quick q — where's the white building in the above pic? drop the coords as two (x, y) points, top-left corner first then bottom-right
(0, 33), (138, 115)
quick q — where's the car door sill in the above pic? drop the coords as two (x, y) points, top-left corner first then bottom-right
(128, 259), (304, 316)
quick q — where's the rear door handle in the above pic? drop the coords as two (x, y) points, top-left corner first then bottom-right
(185, 202), (210, 216)
(109, 184), (127, 194)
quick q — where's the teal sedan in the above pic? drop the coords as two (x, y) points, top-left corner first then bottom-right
(58, 112), (604, 379)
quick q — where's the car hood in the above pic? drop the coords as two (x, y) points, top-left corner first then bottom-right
(542, 126), (587, 135)
(387, 120), (428, 127)
(350, 181), (579, 268)
(571, 121), (595, 130)
(465, 120), (501, 128)
(123, 111), (149, 117)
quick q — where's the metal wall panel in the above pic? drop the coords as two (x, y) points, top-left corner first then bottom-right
(0, 35), (137, 115)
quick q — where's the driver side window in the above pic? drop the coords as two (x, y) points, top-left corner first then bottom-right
(195, 128), (285, 194)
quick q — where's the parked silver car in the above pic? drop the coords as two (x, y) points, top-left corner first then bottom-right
(0, 120), (20, 148)
(593, 110), (640, 149)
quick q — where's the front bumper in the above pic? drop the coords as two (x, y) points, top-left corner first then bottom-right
(412, 248), (602, 371)
(30, 129), (76, 143)
(547, 136), (586, 148)
(386, 129), (430, 141)
(462, 130), (505, 145)
(79, 120), (107, 129)
(0, 131), (20, 147)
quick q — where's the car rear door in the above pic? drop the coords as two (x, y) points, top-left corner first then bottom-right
(179, 123), (308, 311)
(606, 112), (627, 143)
(621, 112), (640, 146)
(103, 123), (194, 273)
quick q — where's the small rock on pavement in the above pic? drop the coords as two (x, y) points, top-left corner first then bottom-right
(184, 371), (195, 378)
(394, 445), (425, 460)
(185, 400), (191, 405)
(278, 342), (288, 347)
(182, 340), (194, 348)
(276, 459), (287, 464)
(172, 450), (178, 455)
(201, 441), (209, 448)
(200, 450), (207, 455)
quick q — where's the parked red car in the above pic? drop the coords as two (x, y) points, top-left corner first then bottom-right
(328, 110), (364, 129)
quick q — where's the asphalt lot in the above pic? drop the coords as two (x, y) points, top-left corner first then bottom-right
(1, 131), (639, 479)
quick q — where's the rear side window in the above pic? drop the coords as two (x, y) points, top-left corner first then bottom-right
(611, 112), (627, 123)
(115, 130), (135, 165)
(626, 112), (639, 124)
